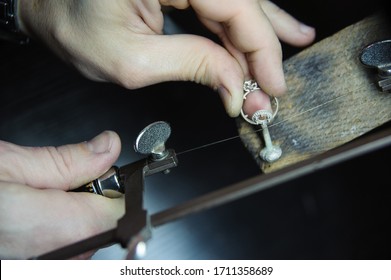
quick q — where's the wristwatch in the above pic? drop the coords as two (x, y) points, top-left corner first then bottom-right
(0, 0), (29, 44)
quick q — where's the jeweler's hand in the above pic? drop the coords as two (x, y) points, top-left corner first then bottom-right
(241, 0), (316, 116)
(0, 131), (124, 259)
(18, 0), (315, 117)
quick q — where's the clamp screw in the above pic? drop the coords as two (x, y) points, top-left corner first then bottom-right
(134, 121), (171, 160)
(252, 110), (282, 163)
(259, 122), (282, 163)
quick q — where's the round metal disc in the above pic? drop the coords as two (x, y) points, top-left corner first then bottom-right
(360, 39), (391, 68)
(134, 121), (171, 155)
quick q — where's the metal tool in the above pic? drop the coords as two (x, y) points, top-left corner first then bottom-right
(240, 80), (282, 163)
(360, 39), (391, 92)
(74, 121), (173, 198)
(34, 121), (178, 259)
(258, 120), (282, 163)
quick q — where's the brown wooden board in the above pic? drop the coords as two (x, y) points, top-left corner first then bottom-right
(237, 13), (391, 173)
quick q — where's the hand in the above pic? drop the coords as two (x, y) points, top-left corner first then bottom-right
(18, 0), (315, 117)
(0, 131), (124, 259)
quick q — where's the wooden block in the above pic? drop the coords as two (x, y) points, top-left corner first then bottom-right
(237, 13), (391, 173)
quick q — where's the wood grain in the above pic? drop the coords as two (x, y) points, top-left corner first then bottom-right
(237, 13), (391, 173)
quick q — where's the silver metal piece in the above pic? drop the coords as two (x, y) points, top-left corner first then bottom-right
(134, 121), (171, 160)
(94, 166), (123, 198)
(239, 80), (282, 162)
(259, 122), (282, 163)
(251, 109), (282, 163)
(240, 79), (279, 125)
(360, 39), (391, 92)
(251, 110), (272, 121)
(79, 166), (123, 198)
(251, 110), (273, 125)
(243, 79), (261, 93)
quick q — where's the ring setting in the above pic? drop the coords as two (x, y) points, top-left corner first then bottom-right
(240, 80), (279, 126)
(240, 79), (282, 163)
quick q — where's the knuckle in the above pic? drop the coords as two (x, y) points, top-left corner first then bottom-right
(44, 146), (73, 190)
(0, 141), (22, 183)
(192, 54), (211, 84)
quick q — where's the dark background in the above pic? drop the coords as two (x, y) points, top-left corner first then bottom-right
(0, 0), (390, 259)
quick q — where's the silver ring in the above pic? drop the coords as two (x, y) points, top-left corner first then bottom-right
(243, 79), (260, 97)
(240, 80), (279, 125)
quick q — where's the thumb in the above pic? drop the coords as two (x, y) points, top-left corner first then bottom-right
(132, 34), (245, 117)
(0, 131), (121, 190)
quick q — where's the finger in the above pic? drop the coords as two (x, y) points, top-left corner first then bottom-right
(190, 0), (287, 97)
(0, 182), (124, 259)
(121, 34), (245, 117)
(260, 0), (315, 47)
(0, 131), (121, 190)
(242, 89), (272, 119)
(197, 17), (251, 78)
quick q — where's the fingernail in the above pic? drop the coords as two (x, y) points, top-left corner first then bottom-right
(299, 23), (314, 35)
(87, 131), (112, 154)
